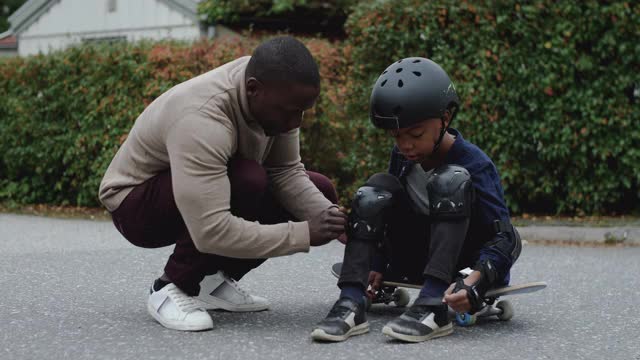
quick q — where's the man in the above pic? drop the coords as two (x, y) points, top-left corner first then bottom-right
(99, 36), (347, 331)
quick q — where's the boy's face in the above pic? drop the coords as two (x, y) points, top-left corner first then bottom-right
(388, 117), (445, 162)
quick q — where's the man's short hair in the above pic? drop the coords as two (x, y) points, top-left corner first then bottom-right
(246, 36), (320, 88)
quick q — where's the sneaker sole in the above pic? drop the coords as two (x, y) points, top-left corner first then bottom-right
(195, 298), (270, 312)
(310, 322), (370, 342)
(146, 303), (213, 331)
(382, 322), (453, 343)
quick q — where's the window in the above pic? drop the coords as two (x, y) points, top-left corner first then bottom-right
(82, 36), (126, 44)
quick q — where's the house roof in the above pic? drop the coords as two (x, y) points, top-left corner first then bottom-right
(0, 31), (18, 49)
(8, 0), (200, 34)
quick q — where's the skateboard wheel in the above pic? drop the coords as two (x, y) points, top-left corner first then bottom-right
(496, 300), (514, 321)
(393, 288), (410, 307)
(455, 312), (477, 326)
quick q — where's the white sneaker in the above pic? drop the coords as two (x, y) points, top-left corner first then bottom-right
(147, 283), (213, 331)
(196, 272), (270, 312)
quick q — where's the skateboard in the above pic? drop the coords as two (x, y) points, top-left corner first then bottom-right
(331, 262), (546, 326)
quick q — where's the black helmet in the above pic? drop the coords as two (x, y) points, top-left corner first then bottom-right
(369, 57), (459, 130)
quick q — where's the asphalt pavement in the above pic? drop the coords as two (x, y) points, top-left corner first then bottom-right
(1, 213), (639, 360)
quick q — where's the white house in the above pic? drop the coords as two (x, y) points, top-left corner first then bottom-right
(8, 0), (213, 56)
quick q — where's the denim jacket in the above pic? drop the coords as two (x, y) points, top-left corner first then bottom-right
(377, 128), (514, 283)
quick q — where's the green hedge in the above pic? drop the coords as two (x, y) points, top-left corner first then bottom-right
(1, 44), (152, 205)
(340, 0), (640, 214)
(198, 0), (355, 23)
(1, 0), (639, 214)
(0, 37), (349, 207)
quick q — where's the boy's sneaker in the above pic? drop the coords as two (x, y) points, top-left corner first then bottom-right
(382, 297), (453, 342)
(195, 272), (269, 312)
(147, 283), (213, 331)
(311, 297), (369, 342)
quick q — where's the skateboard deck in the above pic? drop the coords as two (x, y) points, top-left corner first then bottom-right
(331, 262), (547, 325)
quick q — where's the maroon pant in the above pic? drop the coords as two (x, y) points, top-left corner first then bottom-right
(111, 159), (338, 296)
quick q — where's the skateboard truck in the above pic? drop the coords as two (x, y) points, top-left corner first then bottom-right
(367, 286), (411, 309)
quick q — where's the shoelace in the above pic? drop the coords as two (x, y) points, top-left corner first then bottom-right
(400, 304), (437, 322)
(225, 277), (251, 300)
(327, 304), (351, 319)
(167, 286), (202, 313)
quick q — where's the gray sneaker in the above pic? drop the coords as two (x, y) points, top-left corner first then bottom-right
(311, 297), (369, 342)
(382, 297), (452, 342)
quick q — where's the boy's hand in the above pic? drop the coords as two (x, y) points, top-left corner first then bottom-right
(367, 271), (383, 298)
(443, 284), (471, 313)
(443, 270), (482, 313)
(308, 205), (348, 246)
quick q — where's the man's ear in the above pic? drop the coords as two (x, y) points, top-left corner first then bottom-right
(246, 77), (262, 98)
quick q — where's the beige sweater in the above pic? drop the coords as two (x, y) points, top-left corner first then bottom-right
(99, 56), (332, 258)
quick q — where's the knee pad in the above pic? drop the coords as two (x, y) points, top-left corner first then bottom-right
(348, 173), (402, 241)
(426, 165), (474, 219)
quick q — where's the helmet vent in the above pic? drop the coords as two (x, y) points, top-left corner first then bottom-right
(393, 106), (403, 115)
(413, 59), (421, 63)
(398, 79), (404, 88)
(413, 71), (421, 77)
(397, 59), (403, 63)
(396, 68), (403, 73)
(381, 79), (388, 87)
(382, 70), (388, 74)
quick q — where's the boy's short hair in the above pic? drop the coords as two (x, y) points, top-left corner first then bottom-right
(246, 36), (320, 88)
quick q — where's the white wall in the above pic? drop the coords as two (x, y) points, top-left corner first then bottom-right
(18, 0), (201, 56)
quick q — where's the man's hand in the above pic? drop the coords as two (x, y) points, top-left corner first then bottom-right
(443, 271), (482, 313)
(337, 233), (348, 244)
(308, 205), (348, 246)
(367, 271), (383, 298)
(336, 206), (349, 244)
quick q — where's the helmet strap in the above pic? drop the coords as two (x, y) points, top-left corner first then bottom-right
(431, 117), (448, 154)
(431, 105), (457, 155)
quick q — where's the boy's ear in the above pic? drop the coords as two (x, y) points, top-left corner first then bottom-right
(442, 110), (452, 126)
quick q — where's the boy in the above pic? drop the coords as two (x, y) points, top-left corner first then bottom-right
(311, 58), (522, 342)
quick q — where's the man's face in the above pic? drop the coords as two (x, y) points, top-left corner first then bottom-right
(247, 79), (320, 136)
